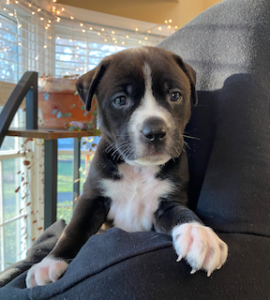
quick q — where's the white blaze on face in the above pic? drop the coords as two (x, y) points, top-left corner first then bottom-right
(128, 63), (173, 166)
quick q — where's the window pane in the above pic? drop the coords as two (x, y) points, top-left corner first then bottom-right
(2, 158), (22, 220)
(0, 14), (18, 82)
(3, 217), (27, 269)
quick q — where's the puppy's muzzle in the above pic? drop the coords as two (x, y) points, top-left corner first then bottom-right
(142, 117), (168, 144)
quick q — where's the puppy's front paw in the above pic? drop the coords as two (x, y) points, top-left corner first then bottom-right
(26, 256), (69, 288)
(172, 222), (228, 277)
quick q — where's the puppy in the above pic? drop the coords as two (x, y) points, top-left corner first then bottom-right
(26, 47), (228, 288)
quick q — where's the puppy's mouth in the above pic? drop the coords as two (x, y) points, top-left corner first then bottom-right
(135, 153), (171, 166)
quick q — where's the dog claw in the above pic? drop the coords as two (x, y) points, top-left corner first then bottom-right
(217, 264), (222, 270)
(176, 256), (182, 262)
(207, 270), (212, 277)
(190, 269), (197, 275)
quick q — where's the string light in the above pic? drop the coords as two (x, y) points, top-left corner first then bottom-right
(1, 0), (178, 63)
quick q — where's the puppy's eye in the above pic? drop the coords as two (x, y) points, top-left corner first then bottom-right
(170, 91), (182, 102)
(114, 96), (127, 107)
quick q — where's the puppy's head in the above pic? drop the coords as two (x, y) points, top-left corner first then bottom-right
(76, 47), (197, 166)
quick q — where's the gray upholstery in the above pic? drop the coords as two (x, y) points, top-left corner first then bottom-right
(159, 0), (270, 235)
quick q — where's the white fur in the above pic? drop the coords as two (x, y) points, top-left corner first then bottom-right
(128, 63), (174, 165)
(172, 222), (228, 276)
(102, 163), (174, 232)
(26, 256), (68, 288)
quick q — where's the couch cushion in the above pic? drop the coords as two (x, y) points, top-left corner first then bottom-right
(158, 0), (270, 236)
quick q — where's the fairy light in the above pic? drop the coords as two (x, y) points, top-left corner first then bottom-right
(1, 0), (169, 61)
(174, 26), (178, 29)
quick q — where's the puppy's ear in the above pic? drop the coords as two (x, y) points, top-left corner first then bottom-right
(172, 54), (198, 106)
(76, 59), (110, 111)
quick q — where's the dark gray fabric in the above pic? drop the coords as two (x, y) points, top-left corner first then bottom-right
(0, 0), (269, 298)
(0, 226), (269, 300)
(158, 0), (270, 236)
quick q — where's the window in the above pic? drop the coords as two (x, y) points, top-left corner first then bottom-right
(0, 14), (18, 82)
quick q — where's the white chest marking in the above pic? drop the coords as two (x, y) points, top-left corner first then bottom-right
(101, 164), (174, 232)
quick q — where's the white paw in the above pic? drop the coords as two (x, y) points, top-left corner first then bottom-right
(172, 222), (228, 277)
(26, 256), (69, 288)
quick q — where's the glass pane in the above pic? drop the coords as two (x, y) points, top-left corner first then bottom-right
(0, 108), (26, 152)
(0, 14), (18, 82)
(57, 137), (100, 223)
(3, 217), (27, 269)
(57, 147), (73, 224)
(2, 158), (22, 220)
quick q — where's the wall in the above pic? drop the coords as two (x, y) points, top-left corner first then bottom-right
(57, 0), (222, 29)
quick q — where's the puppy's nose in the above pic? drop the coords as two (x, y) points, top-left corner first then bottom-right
(142, 117), (167, 142)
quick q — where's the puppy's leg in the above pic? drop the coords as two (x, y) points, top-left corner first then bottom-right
(26, 196), (110, 288)
(154, 201), (228, 276)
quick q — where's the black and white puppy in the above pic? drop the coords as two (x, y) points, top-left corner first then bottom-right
(26, 47), (228, 288)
